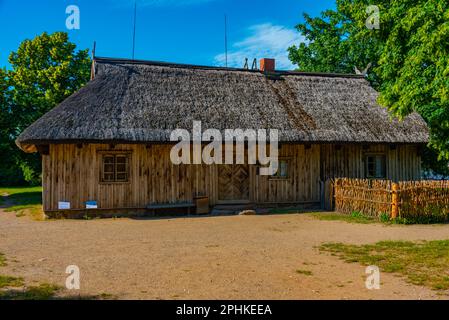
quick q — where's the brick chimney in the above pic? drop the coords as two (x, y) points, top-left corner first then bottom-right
(260, 58), (275, 72)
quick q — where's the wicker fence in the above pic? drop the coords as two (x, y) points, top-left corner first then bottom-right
(333, 178), (392, 217)
(398, 180), (449, 222)
(333, 178), (449, 221)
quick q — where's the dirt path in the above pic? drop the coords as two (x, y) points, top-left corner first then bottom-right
(0, 210), (448, 299)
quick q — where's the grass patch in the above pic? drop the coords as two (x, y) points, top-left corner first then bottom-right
(0, 250), (59, 300)
(320, 240), (449, 291)
(0, 277), (115, 300)
(0, 283), (60, 300)
(390, 216), (449, 225)
(310, 212), (376, 224)
(0, 284), (117, 300)
(311, 210), (449, 226)
(0, 251), (113, 300)
(0, 186), (42, 203)
(296, 269), (313, 276)
(0, 186), (43, 220)
(0, 275), (24, 288)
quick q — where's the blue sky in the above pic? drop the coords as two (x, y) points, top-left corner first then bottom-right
(0, 0), (335, 70)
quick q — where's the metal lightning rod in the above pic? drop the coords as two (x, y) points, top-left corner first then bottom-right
(132, 1), (137, 60)
(224, 14), (228, 68)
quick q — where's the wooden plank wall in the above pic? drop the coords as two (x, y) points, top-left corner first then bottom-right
(43, 144), (218, 211)
(42, 143), (421, 211)
(253, 144), (320, 203)
(320, 144), (421, 181)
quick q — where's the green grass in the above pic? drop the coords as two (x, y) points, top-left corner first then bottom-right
(296, 269), (313, 276)
(0, 186), (43, 220)
(310, 212), (377, 224)
(0, 186), (42, 206)
(0, 283), (117, 300)
(0, 283), (60, 300)
(0, 251), (114, 300)
(320, 240), (449, 291)
(311, 210), (449, 226)
(0, 250), (58, 300)
(0, 275), (24, 288)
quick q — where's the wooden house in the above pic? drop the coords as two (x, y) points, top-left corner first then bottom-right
(16, 57), (429, 217)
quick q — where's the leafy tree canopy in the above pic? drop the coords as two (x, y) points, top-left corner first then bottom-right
(0, 32), (91, 185)
(8, 31), (91, 133)
(289, 0), (449, 172)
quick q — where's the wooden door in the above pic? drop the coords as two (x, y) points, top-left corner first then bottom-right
(218, 164), (250, 202)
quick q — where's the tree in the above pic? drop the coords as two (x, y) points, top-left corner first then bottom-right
(0, 68), (23, 185)
(0, 32), (91, 185)
(288, 1), (386, 87)
(288, 0), (449, 174)
(376, 1), (449, 160)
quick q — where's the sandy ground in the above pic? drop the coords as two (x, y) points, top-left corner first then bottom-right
(1, 210), (449, 300)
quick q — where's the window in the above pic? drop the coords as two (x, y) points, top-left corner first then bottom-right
(271, 158), (290, 179)
(365, 154), (386, 179)
(101, 153), (130, 183)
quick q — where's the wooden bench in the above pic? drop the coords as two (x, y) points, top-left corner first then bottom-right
(146, 202), (195, 215)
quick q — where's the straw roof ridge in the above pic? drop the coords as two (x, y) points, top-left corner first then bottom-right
(16, 57), (429, 151)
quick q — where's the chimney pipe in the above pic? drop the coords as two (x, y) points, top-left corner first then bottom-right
(260, 58), (275, 73)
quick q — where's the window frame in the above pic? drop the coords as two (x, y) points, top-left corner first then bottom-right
(269, 157), (291, 180)
(98, 151), (132, 184)
(364, 153), (387, 179)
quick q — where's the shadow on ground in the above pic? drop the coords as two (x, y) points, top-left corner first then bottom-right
(0, 191), (42, 208)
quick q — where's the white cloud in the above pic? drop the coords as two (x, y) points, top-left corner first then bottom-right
(214, 23), (304, 70)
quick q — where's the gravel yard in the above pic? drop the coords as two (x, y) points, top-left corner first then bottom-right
(1, 210), (448, 299)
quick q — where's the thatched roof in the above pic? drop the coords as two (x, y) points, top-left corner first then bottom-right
(17, 57), (429, 152)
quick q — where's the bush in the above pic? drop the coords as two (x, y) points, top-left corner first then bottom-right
(350, 211), (364, 218)
(379, 212), (390, 223)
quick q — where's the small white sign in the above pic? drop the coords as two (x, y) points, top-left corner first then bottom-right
(85, 201), (98, 209)
(58, 201), (71, 210)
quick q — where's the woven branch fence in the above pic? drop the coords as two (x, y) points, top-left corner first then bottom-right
(398, 180), (449, 221)
(333, 178), (392, 217)
(333, 178), (449, 221)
